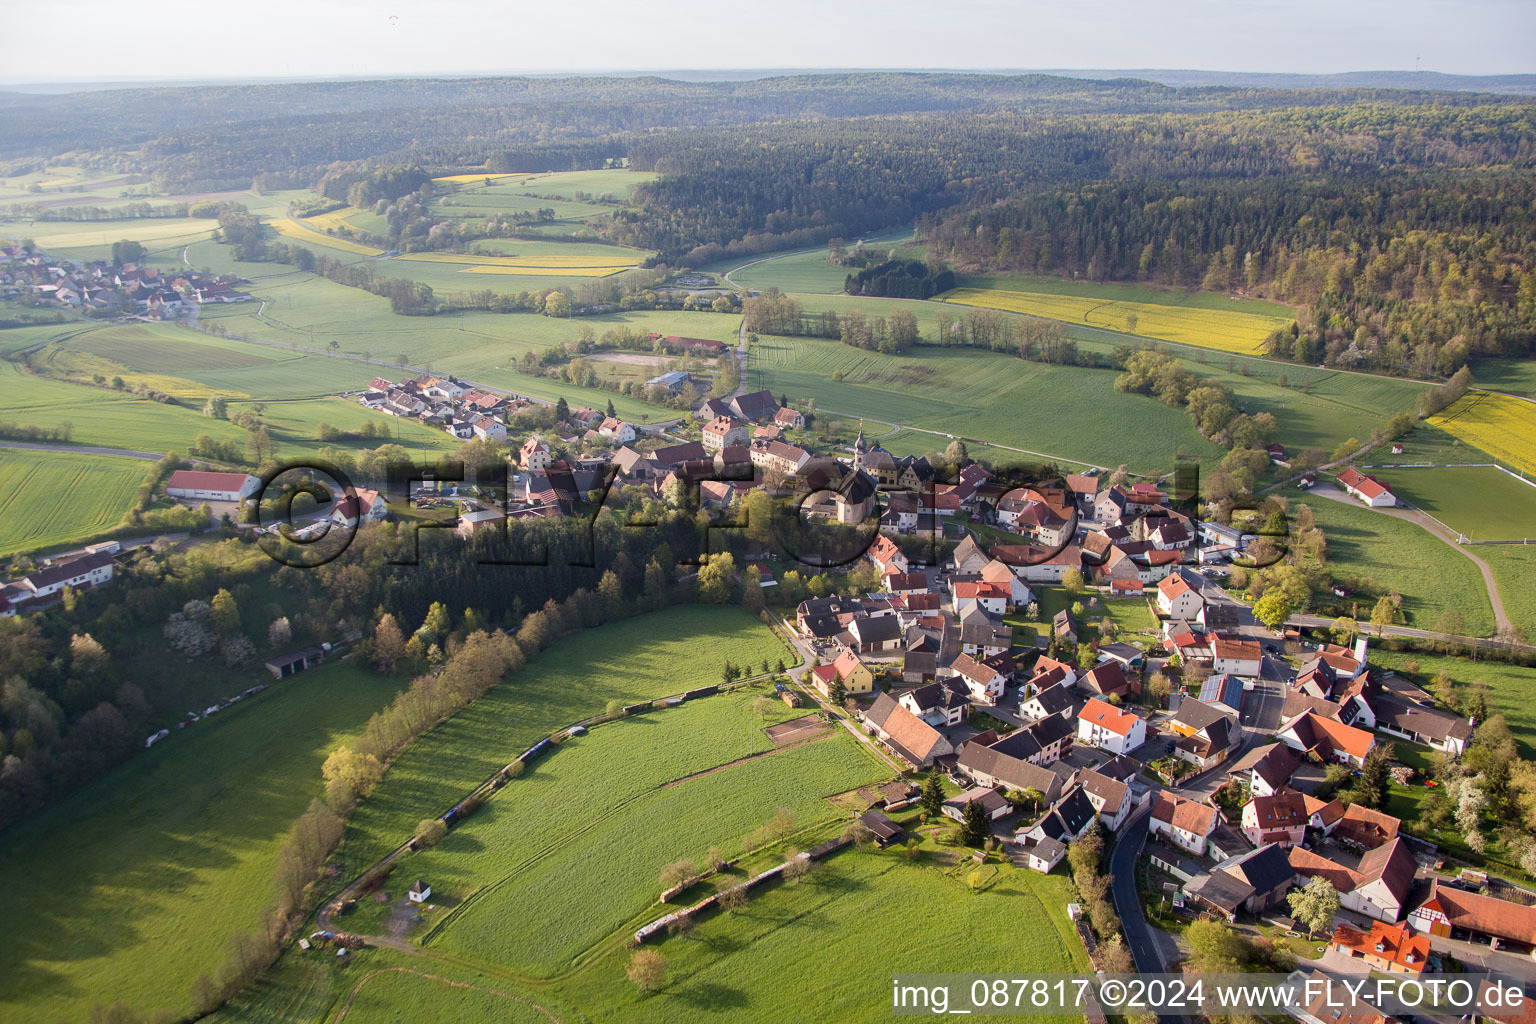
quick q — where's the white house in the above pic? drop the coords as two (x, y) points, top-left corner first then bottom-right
(1076, 698), (1146, 755)
(519, 437), (552, 472)
(471, 415), (507, 442)
(330, 488), (387, 526)
(1148, 792), (1218, 856)
(12, 550), (115, 602)
(1156, 574), (1204, 619)
(166, 470), (260, 503)
(1024, 837), (1066, 873)
(951, 580), (1009, 618)
(1078, 768), (1133, 832)
(407, 879), (432, 903)
(1211, 636), (1263, 677)
(947, 654), (1006, 705)
(1337, 467), (1397, 507)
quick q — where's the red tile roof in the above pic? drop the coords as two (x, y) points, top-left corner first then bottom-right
(1079, 698), (1140, 737)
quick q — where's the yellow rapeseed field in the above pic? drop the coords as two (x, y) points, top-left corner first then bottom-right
(270, 218), (383, 256)
(937, 287), (1291, 355)
(302, 208), (368, 233)
(430, 172), (532, 184)
(1429, 391), (1536, 476)
(456, 265), (624, 278)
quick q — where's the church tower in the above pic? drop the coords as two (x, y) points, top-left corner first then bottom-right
(853, 420), (868, 471)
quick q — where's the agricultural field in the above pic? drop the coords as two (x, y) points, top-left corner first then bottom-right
(501, 168), (657, 201)
(411, 686), (889, 976)
(0, 214), (222, 252)
(1474, 359), (1536, 398)
(430, 172), (533, 185)
(1429, 391), (1536, 476)
(0, 662), (405, 1024)
(0, 360), (249, 454)
(0, 447), (143, 556)
(336, 605), (792, 877)
(748, 332), (1225, 472)
(1287, 487), (1495, 635)
(1385, 466), (1536, 541)
(725, 233), (916, 294)
(269, 217), (384, 256)
(938, 286), (1294, 355)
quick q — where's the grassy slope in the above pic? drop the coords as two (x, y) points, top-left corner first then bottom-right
(749, 332), (1224, 472)
(0, 360), (249, 453)
(1288, 488), (1495, 635)
(0, 662), (403, 1024)
(1478, 544), (1536, 639)
(0, 447), (143, 555)
(336, 606), (792, 878)
(421, 690), (889, 975)
(217, 835), (1086, 1024)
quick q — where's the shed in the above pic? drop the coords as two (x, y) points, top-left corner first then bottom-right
(407, 879), (432, 903)
(858, 809), (903, 847)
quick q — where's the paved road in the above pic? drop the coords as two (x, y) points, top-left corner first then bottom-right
(0, 439), (165, 460)
(1307, 482), (1512, 634)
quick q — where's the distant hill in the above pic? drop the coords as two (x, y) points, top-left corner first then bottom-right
(1031, 69), (1536, 95)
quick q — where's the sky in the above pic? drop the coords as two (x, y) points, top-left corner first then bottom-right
(1, 0), (1532, 83)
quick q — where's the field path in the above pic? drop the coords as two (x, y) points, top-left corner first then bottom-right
(1307, 482), (1512, 635)
(333, 967), (562, 1024)
(0, 439), (163, 460)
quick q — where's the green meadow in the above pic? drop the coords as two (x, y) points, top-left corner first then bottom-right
(0, 662), (404, 1024)
(0, 447), (144, 555)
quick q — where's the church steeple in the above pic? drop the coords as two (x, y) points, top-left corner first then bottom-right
(853, 420), (868, 470)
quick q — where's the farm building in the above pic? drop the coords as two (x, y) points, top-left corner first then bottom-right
(644, 370), (693, 392)
(165, 470), (260, 502)
(857, 809), (903, 847)
(263, 645), (326, 679)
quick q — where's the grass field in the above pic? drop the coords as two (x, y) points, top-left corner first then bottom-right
(938, 286), (1293, 355)
(1478, 544), (1536, 640)
(749, 332), (1224, 472)
(215, 832), (1086, 1024)
(1429, 391), (1536, 476)
(408, 686), (888, 976)
(0, 215), (221, 251)
(0, 447), (142, 555)
(1386, 466), (1536, 541)
(1370, 649), (1536, 757)
(0, 360), (249, 453)
(336, 606), (792, 878)
(1289, 488), (1495, 635)
(0, 662), (405, 1024)
(431, 172), (533, 184)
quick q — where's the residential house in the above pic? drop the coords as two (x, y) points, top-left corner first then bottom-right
(1053, 608), (1077, 646)
(861, 692), (954, 768)
(1077, 698), (1147, 755)
(330, 488), (387, 526)
(1241, 790), (1310, 847)
(849, 614), (903, 653)
(942, 786), (1012, 823)
(1169, 698), (1235, 767)
(980, 558), (1032, 608)
(1079, 662), (1137, 700)
(810, 647), (876, 697)
(868, 534), (909, 575)
(1023, 836), (1067, 874)
(774, 406), (805, 430)
(1149, 792), (1220, 855)
(1019, 682), (1075, 723)
(958, 734), (1069, 805)
(1289, 837), (1417, 922)
(1227, 742), (1301, 798)
(1212, 636), (1264, 677)
(1331, 804), (1401, 851)
(1277, 711), (1376, 767)
(947, 653), (1005, 705)
(1157, 574), (1205, 619)
(1184, 843), (1296, 921)
(1023, 786), (1099, 845)
(1199, 673), (1247, 717)
(897, 680), (969, 727)
(10, 550), (115, 604)
(519, 437), (553, 472)
(1022, 657), (1077, 695)
(952, 580), (1009, 618)
(598, 417), (636, 444)
(1077, 768), (1133, 831)
(701, 415), (748, 453)
(1332, 920), (1428, 975)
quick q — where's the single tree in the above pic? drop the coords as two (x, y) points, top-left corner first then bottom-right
(627, 949), (667, 993)
(1287, 875), (1341, 938)
(960, 798), (990, 847)
(920, 770), (945, 818)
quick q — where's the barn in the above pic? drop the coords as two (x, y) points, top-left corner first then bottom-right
(166, 470), (261, 503)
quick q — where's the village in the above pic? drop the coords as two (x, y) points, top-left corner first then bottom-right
(0, 242), (253, 315)
(0, 270), (1527, 1024)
